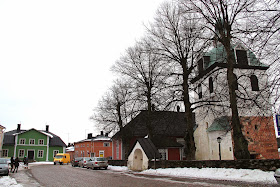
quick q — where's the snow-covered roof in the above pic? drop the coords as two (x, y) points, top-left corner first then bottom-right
(66, 146), (74, 152)
(93, 136), (111, 141)
(12, 128), (53, 138)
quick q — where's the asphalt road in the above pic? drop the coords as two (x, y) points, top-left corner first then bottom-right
(28, 164), (277, 187)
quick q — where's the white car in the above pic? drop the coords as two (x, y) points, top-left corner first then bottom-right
(86, 157), (108, 170)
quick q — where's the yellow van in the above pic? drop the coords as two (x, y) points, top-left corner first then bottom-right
(53, 153), (70, 165)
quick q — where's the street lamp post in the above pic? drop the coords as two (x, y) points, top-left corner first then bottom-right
(217, 137), (222, 160)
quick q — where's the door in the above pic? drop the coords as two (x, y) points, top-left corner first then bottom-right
(133, 149), (143, 171)
(28, 150), (35, 160)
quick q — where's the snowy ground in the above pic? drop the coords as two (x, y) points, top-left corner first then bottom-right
(108, 166), (278, 185)
(0, 162), (278, 186)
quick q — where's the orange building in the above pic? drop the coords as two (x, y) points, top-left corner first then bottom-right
(74, 132), (112, 159)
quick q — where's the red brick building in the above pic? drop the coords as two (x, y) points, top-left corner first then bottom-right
(241, 116), (278, 159)
(74, 132), (112, 159)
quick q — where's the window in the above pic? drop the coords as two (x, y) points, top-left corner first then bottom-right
(250, 75), (259, 91)
(2, 149), (8, 157)
(99, 150), (104, 158)
(39, 139), (44, 145)
(19, 138), (26, 145)
(38, 150), (44, 158)
(158, 149), (167, 160)
(19, 149), (25, 158)
(236, 50), (248, 65)
(203, 56), (210, 69)
(198, 84), (202, 99)
(198, 58), (203, 74)
(209, 77), (213, 93)
(103, 142), (110, 147)
(87, 144), (89, 147)
(53, 150), (59, 157)
(29, 139), (35, 145)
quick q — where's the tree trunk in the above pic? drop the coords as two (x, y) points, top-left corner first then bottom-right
(146, 82), (154, 139)
(224, 42), (250, 159)
(182, 59), (196, 160)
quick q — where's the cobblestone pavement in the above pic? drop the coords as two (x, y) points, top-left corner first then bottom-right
(9, 168), (41, 187)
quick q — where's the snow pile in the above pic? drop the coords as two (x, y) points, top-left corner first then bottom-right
(141, 167), (277, 184)
(29, 161), (53, 166)
(108, 165), (129, 171)
(0, 176), (22, 187)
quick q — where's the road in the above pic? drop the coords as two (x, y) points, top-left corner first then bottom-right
(27, 164), (276, 187)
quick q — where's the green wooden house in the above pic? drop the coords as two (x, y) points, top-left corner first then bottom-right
(2, 124), (66, 161)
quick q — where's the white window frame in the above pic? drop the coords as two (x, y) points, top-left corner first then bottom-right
(29, 139), (35, 145)
(103, 142), (110, 147)
(2, 149), (8, 157)
(38, 139), (44, 145)
(158, 149), (168, 160)
(99, 150), (104, 158)
(53, 150), (59, 157)
(38, 150), (44, 158)
(19, 138), (26, 145)
(19, 149), (25, 158)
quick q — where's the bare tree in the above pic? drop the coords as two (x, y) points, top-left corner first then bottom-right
(112, 39), (171, 138)
(180, 0), (279, 159)
(145, 2), (209, 160)
(91, 79), (137, 134)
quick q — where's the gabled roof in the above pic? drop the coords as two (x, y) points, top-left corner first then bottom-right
(13, 128), (53, 138)
(133, 138), (161, 159)
(113, 111), (191, 138)
(3, 129), (66, 147)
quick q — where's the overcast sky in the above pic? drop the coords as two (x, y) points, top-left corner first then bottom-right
(0, 0), (166, 144)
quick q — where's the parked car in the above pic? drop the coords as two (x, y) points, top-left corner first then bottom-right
(71, 157), (82, 167)
(0, 158), (9, 176)
(78, 157), (94, 168)
(86, 157), (108, 170)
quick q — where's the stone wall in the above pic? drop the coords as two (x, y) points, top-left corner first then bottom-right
(148, 159), (280, 171)
(108, 160), (127, 166)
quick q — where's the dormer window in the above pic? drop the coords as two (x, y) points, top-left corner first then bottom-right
(250, 75), (259, 91)
(236, 50), (248, 65)
(198, 56), (210, 75)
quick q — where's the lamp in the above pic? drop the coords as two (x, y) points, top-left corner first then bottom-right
(217, 137), (222, 160)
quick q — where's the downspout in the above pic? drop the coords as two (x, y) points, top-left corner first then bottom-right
(46, 136), (49, 161)
(14, 135), (18, 158)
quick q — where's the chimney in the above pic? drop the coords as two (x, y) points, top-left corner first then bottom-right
(87, 133), (92, 139)
(46, 125), (49, 132)
(17, 124), (21, 132)
(100, 131), (104, 136)
(177, 106), (180, 112)
(105, 133), (109, 137)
